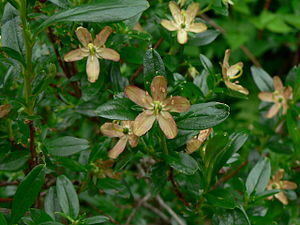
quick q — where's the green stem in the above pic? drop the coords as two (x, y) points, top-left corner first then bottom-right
(199, 0), (216, 15)
(160, 134), (168, 155)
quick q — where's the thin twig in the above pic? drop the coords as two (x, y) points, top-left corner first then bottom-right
(0, 198), (13, 203)
(0, 181), (19, 187)
(142, 202), (170, 222)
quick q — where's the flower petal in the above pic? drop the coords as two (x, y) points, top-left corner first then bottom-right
(64, 48), (88, 62)
(198, 128), (212, 142)
(283, 86), (293, 99)
(164, 96), (190, 112)
(275, 191), (288, 205)
(94, 26), (112, 47)
(258, 92), (274, 102)
(273, 76), (284, 92)
(100, 122), (124, 138)
(151, 76), (168, 101)
(227, 62), (243, 78)
(86, 55), (100, 83)
(129, 135), (138, 147)
(187, 22), (207, 33)
(274, 169), (284, 181)
(282, 181), (297, 190)
(266, 103), (281, 118)
(225, 80), (249, 95)
(76, 27), (92, 47)
(133, 110), (156, 136)
(186, 138), (202, 154)
(161, 19), (178, 31)
(108, 136), (128, 159)
(97, 48), (120, 62)
(125, 86), (153, 108)
(169, 1), (183, 25)
(177, 29), (188, 44)
(186, 2), (199, 25)
(157, 111), (177, 139)
(222, 49), (231, 77)
(0, 104), (11, 118)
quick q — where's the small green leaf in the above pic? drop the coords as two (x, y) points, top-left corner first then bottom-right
(287, 107), (300, 151)
(85, 216), (109, 224)
(188, 30), (220, 46)
(56, 175), (80, 219)
(0, 151), (29, 171)
(250, 66), (274, 92)
(200, 54), (214, 75)
(45, 136), (89, 156)
(167, 152), (199, 175)
(0, 47), (25, 66)
(11, 165), (45, 224)
(44, 187), (62, 220)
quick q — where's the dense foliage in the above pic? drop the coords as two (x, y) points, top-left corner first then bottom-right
(0, 0), (300, 224)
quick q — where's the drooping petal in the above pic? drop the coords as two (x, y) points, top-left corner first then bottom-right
(283, 86), (293, 99)
(266, 103), (281, 118)
(133, 110), (156, 136)
(161, 19), (178, 31)
(75, 27), (92, 47)
(94, 26), (112, 47)
(282, 181), (297, 190)
(97, 48), (120, 62)
(164, 96), (190, 112)
(275, 191), (288, 205)
(222, 49), (231, 76)
(186, 138), (202, 154)
(177, 29), (188, 44)
(86, 55), (100, 83)
(108, 136), (128, 159)
(274, 169), (284, 182)
(185, 2), (199, 25)
(273, 76), (284, 92)
(151, 76), (168, 101)
(258, 92), (274, 102)
(157, 111), (178, 139)
(224, 80), (249, 95)
(100, 123), (124, 138)
(125, 86), (153, 108)
(188, 22), (207, 33)
(169, 1), (183, 25)
(227, 62), (243, 79)
(129, 135), (138, 147)
(64, 48), (88, 62)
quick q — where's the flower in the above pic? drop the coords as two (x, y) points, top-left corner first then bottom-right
(92, 159), (121, 179)
(100, 121), (138, 159)
(258, 76), (293, 118)
(186, 128), (212, 154)
(125, 76), (190, 139)
(221, 49), (249, 95)
(267, 169), (297, 205)
(0, 104), (11, 118)
(161, 1), (207, 44)
(64, 26), (120, 83)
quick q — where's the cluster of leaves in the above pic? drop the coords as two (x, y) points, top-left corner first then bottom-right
(0, 0), (300, 224)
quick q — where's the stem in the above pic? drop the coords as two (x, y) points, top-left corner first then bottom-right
(199, 0), (216, 15)
(160, 134), (168, 155)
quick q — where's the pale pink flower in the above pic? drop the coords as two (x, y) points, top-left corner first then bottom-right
(161, 1), (207, 44)
(64, 26), (120, 83)
(125, 76), (190, 139)
(186, 128), (212, 154)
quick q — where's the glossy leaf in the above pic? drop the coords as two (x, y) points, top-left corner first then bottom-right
(205, 189), (236, 209)
(189, 30), (220, 46)
(251, 66), (274, 92)
(44, 187), (61, 220)
(167, 152), (199, 175)
(0, 151), (29, 171)
(200, 54), (214, 75)
(85, 216), (109, 224)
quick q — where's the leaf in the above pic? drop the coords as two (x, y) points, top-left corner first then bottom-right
(212, 208), (250, 225)
(0, 151), (29, 171)
(30, 209), (53, 224)
(0, 47), (25, 66)
(246, 158), (271, 195)
(37, 0), (149, 32)
(110, 63), (129, 92)
(176, 102), (230, 130)
(188, 30), (220, 46)
(56, 175), (80, 219)
(85, 216), (109, 224)
(0, 213), (7, 225)
(44, 187), (61, 221)
(10, 165), (45, 224)
(200, 54), (214, 75)
(287, 108), (300, 151)
(143, 48), (166, 91)
(45, 136), (89, 156)
(95, 98), (138, 120)
(151, 162), (168, 195)
(167, 152), (199, 175)
(250, 66), (274, 92)
(206, 189), (237, 209)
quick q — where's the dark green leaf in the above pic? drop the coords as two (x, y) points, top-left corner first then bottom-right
(287, 107), (300, 151)
(251, 66), (274, 92)
(11, 165), (45, 224)
(30, 209), (53, 224)
(44, 187), (61, 221)
(0, 151), (29, 171)
(167, 152), (199, 175)
(212, 208), (250, 225)
(0, 47), (25, 66)
(189, 30), (220, 46)
(200, 54), (214, 75)
(85, 216), (109, 224)
(0, 213), (7, 225)
(110, 63), (129, 92)
(151, 162), (168, 195)
(206, 189), (236, 209)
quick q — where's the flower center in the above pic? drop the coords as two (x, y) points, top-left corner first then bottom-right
(123, 127), (130, 135)
(153, 101), (163, 115)
(228, 65), (243, 80)
(88, 43), (96, 55)
(273, 91), (284, 103)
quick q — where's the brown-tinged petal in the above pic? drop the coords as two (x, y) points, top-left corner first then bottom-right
(169, 1), (183, 25)
(97, 48), (120, 62)
(64, 48), (88, 62)
(0, 104), (11, 118)
(164, 96), (190, 112)
(275, 191), (288, 205)
(157, 111), (178, 139)
(187, 22), (207, 33)
(100, 123), (124, 138)
(108, 136), (128, 159)
(129, 135), (138, 147)
(133, 110), (156, 136)
(125, 86), (153, 108)
(177, 29), (188, 44)
(224, 80), (249, 95)
(283, 86), (293, 99)
(161, 19), (178, 31)
(76, 27), (92, 47)
(282, 102), (289, 115)
(274, 169), (285, 182)
(86, 55), (100, 83)
(151, 76), (168, 101)
(94, 26), (112, 47)
(227, 62), (243, 78)
(186, 138), (202, 154)
(266, 103), (281, 118)
(273, 76), (284, 92)
(198, 128), (212, 142)
(223, 49), (231, 69)
(258, 92), (274, 102)
(185, 2), (199, 25)
(282, 181), (297, 190)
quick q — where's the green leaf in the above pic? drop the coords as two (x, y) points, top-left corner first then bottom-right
(246, 158), (271, 195)
(110, 63), (129, 93)
(0, 213), (7, 225)
(44, 187), (61, 221)
(199, 54), (214, 75)
(176, 102), (230, 130)
(85, 216), (109, 224)
(30, 209), (53, 224)
(39, 222), (64, 225)
(11, 165), (45, 224)
(151, 162), (168, 195)
(0, 47), (25, 66)
(0, 151), (29, 171)
(45, 136), (89, 156)
(56, 175), (80, 219)
(212, 208), (250, 225)
(143, 48), (166, 91)
(287, 107), (300, 151)
(37, 0), (149, 32)
(250, 66), (274, 92)
(95, 98), (138, 120)
(188, 30), (220, 46)
(206, 189), (237, 209)
(167, 152), (199, 175)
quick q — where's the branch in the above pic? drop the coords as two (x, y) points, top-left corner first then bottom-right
(0, 198), (13, 203)
(142, 202), (170, 222)
(0, 181), (19, 187)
